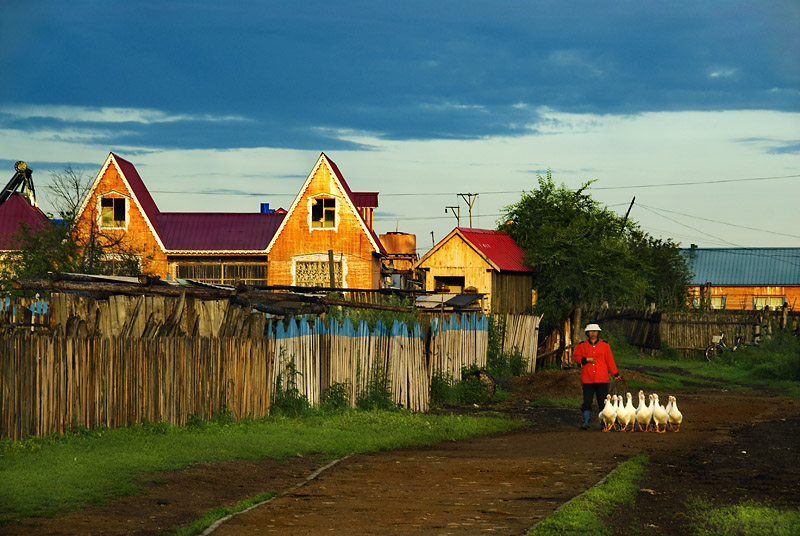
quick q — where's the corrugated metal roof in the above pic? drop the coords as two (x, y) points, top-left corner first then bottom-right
(682, 247), (800, 285)
(458, 228), (533, 272)
(0, 193), (51, 249)
(158, 212), (285, 251)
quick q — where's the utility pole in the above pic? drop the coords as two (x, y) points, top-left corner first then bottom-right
(458, 193), (478, 228)
(445, 205), (460, 226)
(623, 196), (636, 224)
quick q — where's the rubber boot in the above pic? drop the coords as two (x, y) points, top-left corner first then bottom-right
(582, 410), (591, 430)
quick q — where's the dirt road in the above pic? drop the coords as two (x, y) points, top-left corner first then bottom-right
(4, 370), (799, 536)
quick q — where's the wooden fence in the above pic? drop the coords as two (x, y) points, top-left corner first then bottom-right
(1, 312), (538, 440)
(539, 306), (799, 362)
(0, 335), (272, 440)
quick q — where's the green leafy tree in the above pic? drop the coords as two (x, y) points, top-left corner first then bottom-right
(501, 172), (690, 333)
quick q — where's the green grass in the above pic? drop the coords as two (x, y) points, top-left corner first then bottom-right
(527, 454), (649, 536)
(0, 410), (523, 521)
(162, 491), (276, 536)
(685, 497), (800, 536)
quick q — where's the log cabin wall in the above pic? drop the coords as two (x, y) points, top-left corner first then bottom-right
(687, 284), (800, 311)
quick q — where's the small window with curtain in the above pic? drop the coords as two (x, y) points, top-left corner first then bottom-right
(753, 296), (785, 310)
(101, 197), (126, 228)
(311, 197), (336, 228)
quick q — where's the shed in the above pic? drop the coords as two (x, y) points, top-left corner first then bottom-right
(414, 227), (534, 314)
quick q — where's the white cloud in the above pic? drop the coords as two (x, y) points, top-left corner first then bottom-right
(708, 67), (738, 79)
(0, 104), (249, 124)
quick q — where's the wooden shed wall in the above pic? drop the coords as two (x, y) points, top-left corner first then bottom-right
(417, 235), (493, 311)
(268, 163), (381, 289)
(491, 272), (534, 314)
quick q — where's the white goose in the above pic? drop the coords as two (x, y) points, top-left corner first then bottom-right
(635, 391), (652, 432)
(668, 395), (683, 432)
(600, 394), (617, 432)
(652, 393), (669, 434)
(616, 393), (633, 432)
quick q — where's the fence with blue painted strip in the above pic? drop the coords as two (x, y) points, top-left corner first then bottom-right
(1, 309), (539, 439)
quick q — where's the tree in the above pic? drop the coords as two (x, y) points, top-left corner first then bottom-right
(501, 172), (690, 335)
(46, 164), (92, 224)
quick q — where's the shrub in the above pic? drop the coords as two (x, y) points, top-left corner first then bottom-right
(321, 381), (352, 411)
(356, 362), (395, 410)
(271, 360), (311, 417)
(429, 369), (458, 408)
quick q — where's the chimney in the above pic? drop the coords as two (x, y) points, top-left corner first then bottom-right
(260, 203), (274, 214)
(689, 244), (697, 259)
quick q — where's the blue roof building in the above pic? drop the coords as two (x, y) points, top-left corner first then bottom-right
(681, 246), (800, 310)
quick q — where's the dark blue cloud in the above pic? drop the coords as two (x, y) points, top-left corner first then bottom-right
(1, 0), (797, 150)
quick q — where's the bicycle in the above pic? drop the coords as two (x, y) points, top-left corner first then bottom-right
(704, 332), (744, 362)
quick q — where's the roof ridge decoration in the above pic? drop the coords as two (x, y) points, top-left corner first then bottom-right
(75, 153), (167, 252)
(265, 152), (384, 255)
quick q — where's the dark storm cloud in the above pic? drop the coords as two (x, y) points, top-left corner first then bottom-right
(1, 0), (797, 151)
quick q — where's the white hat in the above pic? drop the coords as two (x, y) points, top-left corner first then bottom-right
(584, 323), (602, 332)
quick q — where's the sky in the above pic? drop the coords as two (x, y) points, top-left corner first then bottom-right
(1, 0), (799, 255)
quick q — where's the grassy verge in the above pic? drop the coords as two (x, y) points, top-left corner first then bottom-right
(527, 454), (649, 536)
(685, 497), (800, 536)
(0, 410), (523, 521)
(164, 491), (276, 536)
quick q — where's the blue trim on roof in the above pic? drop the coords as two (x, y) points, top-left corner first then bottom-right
(681, 248), (800, 285)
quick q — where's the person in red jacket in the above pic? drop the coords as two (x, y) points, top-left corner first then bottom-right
(573, 323), (621, 430)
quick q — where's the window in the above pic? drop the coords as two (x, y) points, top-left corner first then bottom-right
(434, 276), (465, 293)
(175, 263), (268, 286)
(311, 197), (336, 228)
(296, 261), (342, 287)
(753, 296), (785, 310)
(709, 296), (726, 310)
(101, 197), (126, 228)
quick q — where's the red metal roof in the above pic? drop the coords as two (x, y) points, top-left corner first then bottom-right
(351, 192), (378, 208)
(0, 193), (51, 249)
(457, 227), (532, 272)
(158, 212), (285, 251)
(112, 153), (162, 235)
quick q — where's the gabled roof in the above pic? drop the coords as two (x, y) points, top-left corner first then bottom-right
(158, 212), (285, 253)
(76, 153), (166, 251)
(682, 247), (800, 285)
(0, 193), (51, 250)
(417, 227), (532, 273)
(266, 153), (386, 255)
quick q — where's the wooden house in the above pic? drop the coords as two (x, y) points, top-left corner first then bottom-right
(683, 246), (800, 310)
(414, 227), (534, 314)
(72, 152), (385, 288)
(266, 153), (386, 289)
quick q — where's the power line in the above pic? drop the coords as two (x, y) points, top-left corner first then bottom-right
(637, 203), (800, 239)
(147, 173), (800, 197)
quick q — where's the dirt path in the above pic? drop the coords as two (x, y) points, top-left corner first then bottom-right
(4, 372), (799, 536)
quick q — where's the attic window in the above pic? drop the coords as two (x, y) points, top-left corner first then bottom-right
(101, 197), (126, 228)
(311, 197), (336, 229)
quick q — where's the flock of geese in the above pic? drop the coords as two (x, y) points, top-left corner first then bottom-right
(599, 391), (682, 433)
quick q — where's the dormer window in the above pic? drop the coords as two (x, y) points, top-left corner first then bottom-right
(101, 197), (126, 228)
(311, 197), (336, 229)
